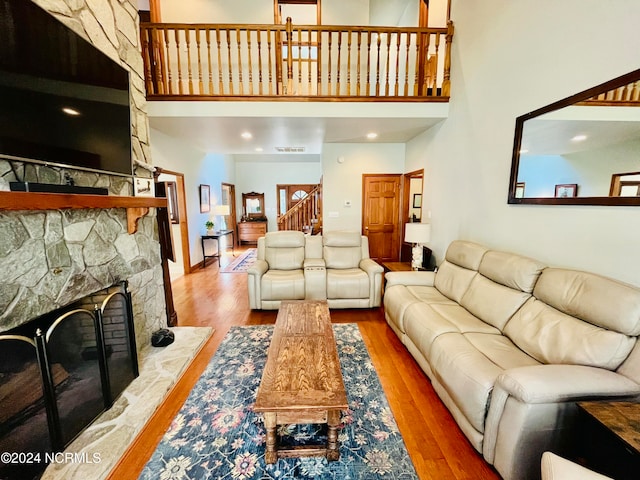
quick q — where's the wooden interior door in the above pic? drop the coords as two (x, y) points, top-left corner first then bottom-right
(362, 174), (402, 263)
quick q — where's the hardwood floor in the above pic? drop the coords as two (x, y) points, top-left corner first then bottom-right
(108, 249), (501, 480)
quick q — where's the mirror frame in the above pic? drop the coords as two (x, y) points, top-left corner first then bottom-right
(242, 191), (265, 219)
(508, 68), (640, 206)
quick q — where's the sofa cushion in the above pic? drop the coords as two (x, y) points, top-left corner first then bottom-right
(461, 275), (532, 331)
(429, 332), (502, 433)
(326, 268), (369, 299)
(404, 303), (501, 363)
(434, 261), (479, 304)
(261, 270), (305, 300)
(504, 298), (636, 370)
(323, 232), (362, 269)
(478, 251), (546, 294)
(263, 231), (306, 270)
(445, 240), (488, 270)
(464, 332), (541, 370)
(533, 268), (640, 336)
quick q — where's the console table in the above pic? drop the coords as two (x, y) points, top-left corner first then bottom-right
(237, 220), (267, 244)
(574, 401), (640, 480)
(201, 230), (235, 267)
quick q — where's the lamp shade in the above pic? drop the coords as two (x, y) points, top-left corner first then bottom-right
(214, 204), (230, 216)
(405, 222), (431, 244)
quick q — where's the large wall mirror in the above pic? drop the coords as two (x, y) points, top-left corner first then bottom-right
(242, 192), (265, 219)
(508, 68), (640, 206)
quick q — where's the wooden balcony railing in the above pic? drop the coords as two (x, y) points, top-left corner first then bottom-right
(581, 80), (640, 106)
(277, 184), (322, 233)
(140, 19), (453, 101)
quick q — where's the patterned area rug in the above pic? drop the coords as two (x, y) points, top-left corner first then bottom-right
(221, 248), (257, 273)
(139, 324), (418, 480)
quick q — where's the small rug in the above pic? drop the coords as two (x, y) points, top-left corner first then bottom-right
(139, 324), (418, 480)
(221, 248), (257, 273)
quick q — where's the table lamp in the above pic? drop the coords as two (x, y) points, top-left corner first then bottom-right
(404, 222), (431, 270)
(214, 204), (230, 230)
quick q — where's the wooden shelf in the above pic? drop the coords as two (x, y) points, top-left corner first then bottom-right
(0, 191), (167, 234)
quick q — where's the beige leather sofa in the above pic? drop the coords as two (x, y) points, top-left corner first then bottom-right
(384, 240), (640, 480)
(247, 230), (383, 310)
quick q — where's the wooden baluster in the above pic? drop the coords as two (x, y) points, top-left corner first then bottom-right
(267, 28), (274, 95)
(285, 18), (293, 95)
(317, 30), (322, 95)
(174, 29), (183, 95)
(631, 81), (640, 102)
(154, 26), (167, 95)
(356, 31), (362, 96)
(216, 28), (224, 94)
(307, 28), (312, 95)
(443, 21), (454, 97)
(185, 28), (194, 95)
(205, 29), (213, 94)
(226, 30), (234, 95)
(247, 29), (254, 95)
(141, 27), (154, 94)
(404, 32), (411, 96)
(375, 33), (382, 96)
(195, 28), (204, 94)
(236, 28), (244, 95)
(336, 31), (342, 96)
(327, 31), (333, 95)
(346, 30), (352, 96)
(384, 31), (391, 96)
(366, 32), (372, 95)
(429, 32), (440, 96)
(257, 29), (264, 95)
(421, 30), (432, 96)
(394, 32), (401, 96)
(414, 31), (420, 96)
(297, 27), (303, 94)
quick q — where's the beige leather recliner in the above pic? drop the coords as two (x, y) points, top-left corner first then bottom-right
(247, 231), (383, 310)
(541, 452), (612, 480)
(323, 231), (383, 309)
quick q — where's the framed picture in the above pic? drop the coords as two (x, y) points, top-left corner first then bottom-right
(515, 182), (526, 198)
(199, 184), (210, 213)
(412, 193), (422, 208)
(554, 184), (578, 198)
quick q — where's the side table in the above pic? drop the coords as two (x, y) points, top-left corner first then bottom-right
(573, 400), (640, 480)
(201, 230), (235, 267)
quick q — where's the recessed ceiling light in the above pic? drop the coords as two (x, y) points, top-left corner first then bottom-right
(366, 132), (378, 139)
(255, 147), (263, 152)
(571, 134), (587, 142)
(62, 107), (81, 116)
(241, 132), (252, 139)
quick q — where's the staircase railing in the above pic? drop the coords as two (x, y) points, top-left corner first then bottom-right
(277, 184), (322, 233)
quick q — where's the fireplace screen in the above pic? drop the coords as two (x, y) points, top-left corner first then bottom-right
(0, 281), (138, 480)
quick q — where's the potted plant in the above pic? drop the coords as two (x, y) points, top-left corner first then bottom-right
(205, 220), (214, 232)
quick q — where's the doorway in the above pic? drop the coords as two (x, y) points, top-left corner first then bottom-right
(401, 169), (424, 262)
(221, 182), (238, 246)
(362, 174), (402, 263)
(157, 169), (191, 278)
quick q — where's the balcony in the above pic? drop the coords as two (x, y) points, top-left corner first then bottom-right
(141, 18), (454, 101)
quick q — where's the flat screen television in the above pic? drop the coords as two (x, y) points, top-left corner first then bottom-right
(0, 0), (132, 177)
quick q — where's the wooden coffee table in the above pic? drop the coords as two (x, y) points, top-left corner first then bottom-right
(254, 300), (348, 464)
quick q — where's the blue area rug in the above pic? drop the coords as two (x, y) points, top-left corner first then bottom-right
(139, 324), (418, 480)
(221, 248), (257, 273)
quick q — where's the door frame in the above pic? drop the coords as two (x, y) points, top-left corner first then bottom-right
(221, 182), (238, 246)
(401, 169), (424, 261)
(156, 167), (192, 275)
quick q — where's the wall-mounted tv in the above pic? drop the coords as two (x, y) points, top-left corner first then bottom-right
(0, 0), (132, 177)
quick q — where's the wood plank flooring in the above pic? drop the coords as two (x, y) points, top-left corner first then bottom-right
(108, 250), (501, 480)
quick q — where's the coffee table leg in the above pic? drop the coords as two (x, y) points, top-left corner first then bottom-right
(326, 409), (341, 461)
(263, 412), (278, 464)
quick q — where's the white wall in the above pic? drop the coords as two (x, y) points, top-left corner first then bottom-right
(412, 0), (640, 287)
(322, 143), (405, 231)
(234, 158), (322, 232)
(150, 128), (235, 267)
(159, 0), (273, 23)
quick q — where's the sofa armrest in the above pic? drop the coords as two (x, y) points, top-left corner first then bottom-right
(247, 259), (268, 309)
(304, 258), (325, 269)
(359, 258), (384, 274)
(497, 364), (640, 404)
(359, 258), (384, 307)
(385, 271), (436, 288)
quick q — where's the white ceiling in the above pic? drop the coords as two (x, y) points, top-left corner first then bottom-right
(147, 101), (448, 157)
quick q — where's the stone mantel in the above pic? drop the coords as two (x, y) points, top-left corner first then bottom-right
(0, 191), (166, 234)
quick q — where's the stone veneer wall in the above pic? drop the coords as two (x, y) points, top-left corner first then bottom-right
(0, 0), (166, 351)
